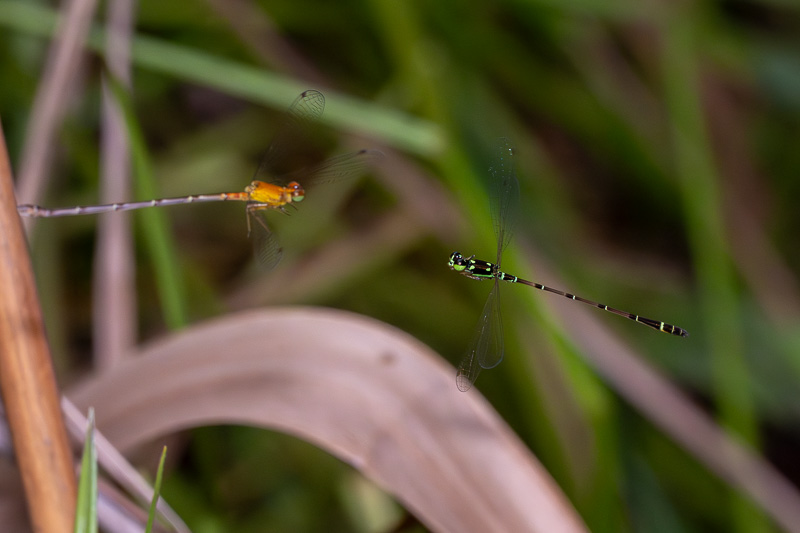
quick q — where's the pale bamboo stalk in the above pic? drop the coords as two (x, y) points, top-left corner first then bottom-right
(16, 0), (100, 210)
(94, 0), (138, 370)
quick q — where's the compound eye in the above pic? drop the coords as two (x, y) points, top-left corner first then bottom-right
(287, 181), (305, 202)
(448, 252), (467, 270)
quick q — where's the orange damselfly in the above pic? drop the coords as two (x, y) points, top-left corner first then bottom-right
(17, 90), (381, 269)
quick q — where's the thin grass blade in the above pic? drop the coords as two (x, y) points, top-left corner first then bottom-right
(144, 446), (168, 533)
(74, 408), (97, 533)
(106, 75), (189, 329)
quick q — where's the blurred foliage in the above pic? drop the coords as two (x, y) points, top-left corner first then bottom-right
(2, 0), (800, 531)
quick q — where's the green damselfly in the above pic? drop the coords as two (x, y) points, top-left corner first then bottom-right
(449, 138), (688, 392)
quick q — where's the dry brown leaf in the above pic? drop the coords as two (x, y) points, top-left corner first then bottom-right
(67, 307), (587, 533)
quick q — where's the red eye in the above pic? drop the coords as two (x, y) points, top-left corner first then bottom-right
(286, 181), (305, 202)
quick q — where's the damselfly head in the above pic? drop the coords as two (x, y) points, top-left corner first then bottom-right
(287, 181), (305, 202)
(448, 252), (467, 272)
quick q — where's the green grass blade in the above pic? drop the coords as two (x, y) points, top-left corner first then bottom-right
(0, 0), (443, 156)
(106, 76), (189, 330)
(73, 408), (97, 533)
(145, 446), (168, 533)
(661, 10), (764, 532)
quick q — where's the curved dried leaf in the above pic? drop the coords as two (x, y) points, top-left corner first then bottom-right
(67, 307), (586, 533)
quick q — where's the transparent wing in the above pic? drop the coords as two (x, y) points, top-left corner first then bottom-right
(456, 352), (482, 393)
(252, 90), (326, 186)
(456, 280), (504, 392)
(291, 149), (383, 187)
(248, 208), (283, 271)
(488, 137), (519, 266)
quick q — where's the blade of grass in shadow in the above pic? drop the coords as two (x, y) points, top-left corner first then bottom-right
(0, 0), (443, 157)
(145, 447), (167, 533)
(74, 408), (97, 533)
(661, 9), (763, 531)
(106, 76), (188, 330)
